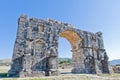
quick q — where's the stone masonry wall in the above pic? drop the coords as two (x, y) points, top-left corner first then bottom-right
(8, 15), (112, 77)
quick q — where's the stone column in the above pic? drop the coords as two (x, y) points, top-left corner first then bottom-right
(46, 46), (59, 76)
(72, 48), (85, 73)
(93, 48), (102, 74)
(8, 15), (29, 77)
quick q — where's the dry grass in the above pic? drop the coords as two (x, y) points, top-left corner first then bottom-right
(1, 74), (120, 80)
(97, 73), (120, 79)
(0, 66), (10, 73)
(0, 66), (120, 80)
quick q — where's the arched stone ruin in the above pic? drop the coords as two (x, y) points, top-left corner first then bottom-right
(8, 15), (112, 77)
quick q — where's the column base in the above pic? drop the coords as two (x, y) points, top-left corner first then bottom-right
(19, 71), (45, 77)
(72, 68), (85, 73)
(49, 69), (60, 76)
(8, 70), (19, 77)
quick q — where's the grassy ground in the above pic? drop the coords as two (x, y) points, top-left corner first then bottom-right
(97, 73), (120, 79)
(0, 66), (10, 78)
(0, 66), (120, 80)
(1, 74), (120, 80)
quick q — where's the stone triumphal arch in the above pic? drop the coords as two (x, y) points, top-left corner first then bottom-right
(8, 15), (111, 77)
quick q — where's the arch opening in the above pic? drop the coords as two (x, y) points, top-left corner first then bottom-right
(58, 37), (72, 74)
(59, 30), (82, 51)
(58, 30), (83, 74)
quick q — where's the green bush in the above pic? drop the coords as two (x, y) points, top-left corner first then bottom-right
(59, 60), (71, 64)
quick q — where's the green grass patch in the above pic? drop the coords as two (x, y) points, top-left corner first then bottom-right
(0, 73), (8, 77)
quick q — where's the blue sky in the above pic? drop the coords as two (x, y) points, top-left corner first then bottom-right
(0, 0), (120, 60)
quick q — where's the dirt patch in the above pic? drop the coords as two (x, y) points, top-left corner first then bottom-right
(0, 66), (10, 73)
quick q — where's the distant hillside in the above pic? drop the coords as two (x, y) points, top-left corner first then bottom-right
(59, 58), (72, 63)
(110, 59), (120, 65)
(1, 58), (120, 66)
(0, 58), (11, 64)
(0, 58), (72, 63)
(59, 58), (120, 65)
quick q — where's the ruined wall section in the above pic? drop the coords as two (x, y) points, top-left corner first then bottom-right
(8, 15), (111, 77)
(8, 15), (29, 77)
